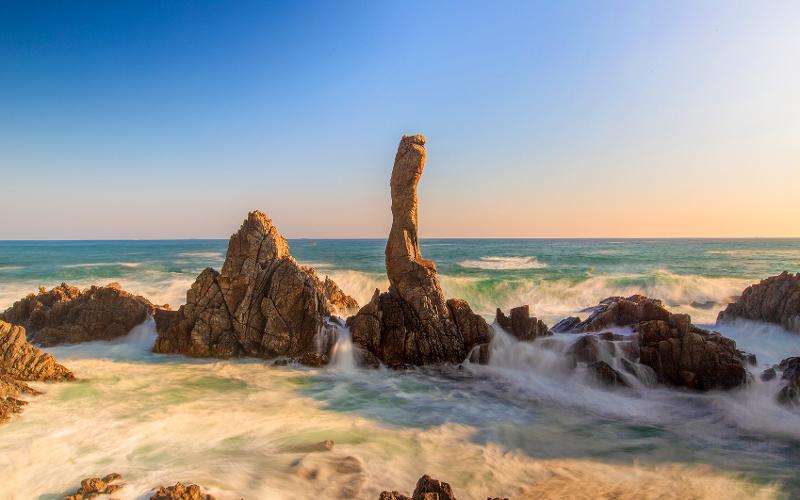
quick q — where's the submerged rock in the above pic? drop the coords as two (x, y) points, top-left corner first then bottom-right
(587, 361), (629, 387)
(348, 135), (492, 367)
(1, 282), (160, 346)
(775, 357), (800, 406)
(63, 473), (123, 500)
(495, 305), (551, 341)
(153, 211), (357, 364)
(554, 295), (750, 390)
(717, 271), (800, 333)
(150, 482), (215, 500)
(380, 474), (457, 500)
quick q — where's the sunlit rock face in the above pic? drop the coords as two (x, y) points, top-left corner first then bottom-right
(153, 210), (357, 364)
(717, 271), (800, 333)
(348, 135), (492, 367)
(0, 282), (158, 346)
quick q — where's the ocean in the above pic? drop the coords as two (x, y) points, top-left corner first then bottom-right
(0, 239), (798, 498)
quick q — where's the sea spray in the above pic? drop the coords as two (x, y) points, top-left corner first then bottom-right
(330, 325), (357, 373)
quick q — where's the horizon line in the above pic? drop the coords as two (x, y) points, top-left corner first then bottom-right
(1, 236), (800, 242)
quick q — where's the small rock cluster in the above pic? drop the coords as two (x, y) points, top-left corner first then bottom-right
(63, 473), (123, 499)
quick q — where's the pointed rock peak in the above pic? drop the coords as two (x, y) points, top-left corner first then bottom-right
(221, 210), (290, 277)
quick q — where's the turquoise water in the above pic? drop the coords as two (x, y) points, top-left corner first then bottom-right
(0, 239), (799, 498)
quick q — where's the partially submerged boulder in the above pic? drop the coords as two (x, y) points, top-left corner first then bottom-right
(63, 473), (123, 500)
(495, 305), (551, 341)
(555, 295), (750, 390)
(153, 211), (357, 364)
(0, 320), (74, 423)
(1, 282), (159, 346)
(348, 136), (492, 367)
(380, 474), (457, 500)
(150, 482), (216, 500)
(717, 271), (800, 333)
(774, 357), (799, 406)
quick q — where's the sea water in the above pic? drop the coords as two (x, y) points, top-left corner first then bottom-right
(0, 239), (798, 498)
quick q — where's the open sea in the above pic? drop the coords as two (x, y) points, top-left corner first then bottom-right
(0, 238), (799, 499)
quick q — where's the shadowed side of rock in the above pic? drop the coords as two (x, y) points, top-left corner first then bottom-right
(554, 295), (750, 390)
(495, 305), (551, 341)
(153, 210), (358, 364)
(1, 282), (160, 346)
(348, 135), (492, 367)
(717, 271), (800, 333)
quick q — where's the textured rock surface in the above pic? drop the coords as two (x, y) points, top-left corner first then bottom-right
(556, 295), (749, 390)
(349, 135), (492, 367)
(379, 474), (457, 500)
(0, 320), (73, 423)
(1, 282), (159, 346)
(775, 357), (799, 406)
(588, 360), (629, 387)
(495, 305), (551, 341)
(150, 482), (216, 500)
(153, 211), (357, 363)
(717, 272), (800, 333)
(63, 473), (123, 500)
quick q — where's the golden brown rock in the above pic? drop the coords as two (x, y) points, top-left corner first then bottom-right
(63, 472), (124, 499)
(717, 271), (800, 333)
(495, 305), (551, 341)
(1, 282), (161, 346)
(150, 482), (215, 500)
(153, 211), (357, 364)
(349, 136), (492, 367)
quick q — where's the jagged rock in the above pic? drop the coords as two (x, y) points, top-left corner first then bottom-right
(348, 135), (492, 367)
(63, 473), (124, 500)
(495, 305), (551, 341)
(150, 482), (215, 500)
(717, 272), (800, 333)
(380, 474), (457, 500)
(552, 316), (580, 333)
(761, 367), (777, 381)
(555, 295), (749, 390)
(153, 211), (357, 364)
(587, 361), (629, 387)
(775, 357), (800, 406)
(0, 320), (74, 382)
(1, 283), (160, 346)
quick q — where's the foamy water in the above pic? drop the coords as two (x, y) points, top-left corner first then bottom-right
(0, 239), (798, 498)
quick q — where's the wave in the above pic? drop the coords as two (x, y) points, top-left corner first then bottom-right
(706, 249), (800, 257)
(176, 251), (225, 259)
(298, 261), (334, 269)
(458, 256), (547, 270)
(0, 266), (23, 271)
(62, 262), (142, 268)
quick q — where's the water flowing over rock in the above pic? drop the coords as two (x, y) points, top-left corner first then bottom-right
(717, 271), (800, 333)
(348, 135), (492, 367)
(150, 482), (216, 500)
(153, 211), (358, 364)
(774, 357), (799, 406)
(495, 305), (551, 341)
(379, 474), (457, 500)
(1, 283), (159, 346)
(556, 295), (750, 390)
(63, 473), (124, 500)
(0, 320), (73, 422)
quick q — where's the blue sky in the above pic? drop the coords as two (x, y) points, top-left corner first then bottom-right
(1, 1), (798, 238)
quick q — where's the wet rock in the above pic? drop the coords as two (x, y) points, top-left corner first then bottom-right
(153, 211), (357, 361)
(552, 316), (581, 333)
(564, 296), (750, 391)
(495, 305), (551, 341)
(349, 136), (492, 367)
(588, 361), (629, 387)
(380, 491), (411, 500)
(717, 271), (800, 333)
(1, 283), (161, 346)
(761, 367), (777, 381)
(0, 320), (74, 383)
(63, 473), (124, 499)
(150, 482), (215, 500)
(380, 474), (457, 500)
(775, 357), (800, 406)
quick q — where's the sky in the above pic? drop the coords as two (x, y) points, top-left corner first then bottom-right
(1, 1), (798, 239)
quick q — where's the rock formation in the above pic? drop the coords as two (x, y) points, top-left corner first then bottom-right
(150, 482), (216, 500)
(1, 282), (159, 346)
(153, 211), (358, 364)
(348, 135), (492, 367)
(556, 295), (750, 390)
(63, 473), (124, 500)
(380, 474), (457, 500)
(0, 320), (73, 422)
(770, 357), (799, 406)
(717, 271), (800, 333)
(495, 305), (551, 341)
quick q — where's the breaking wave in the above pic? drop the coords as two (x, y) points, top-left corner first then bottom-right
(176, 251), (225, 259)
(458, 256), (547, 270)
(62, 262), (142, 268)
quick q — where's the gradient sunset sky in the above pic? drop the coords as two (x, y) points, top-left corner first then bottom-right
(1, 1), (798, 239)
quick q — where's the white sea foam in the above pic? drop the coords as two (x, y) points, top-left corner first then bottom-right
(0, 266), (23, 271)
(298, 261), (334, 269)
(706, 249), (800, 257)
(62, 262), (142, 268)
(176, 251), (225, 259)
(458, 256), (547, 270)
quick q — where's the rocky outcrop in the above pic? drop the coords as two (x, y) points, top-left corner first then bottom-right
(587, 361), (629, 387)
(150, 482), (216, 500)
(63, 473), (124, 500)
(153, 211), (358, 364)
(495, 305), (550, 341)
(556, 295), (750, 390)
(772, 357), (799, 406)
(717, 272), (800, 333)
(380, 474), (457, 500)
(348, 135), (492, 367)
(1, 282), (160, 346)
(0, 320), (74, 423)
